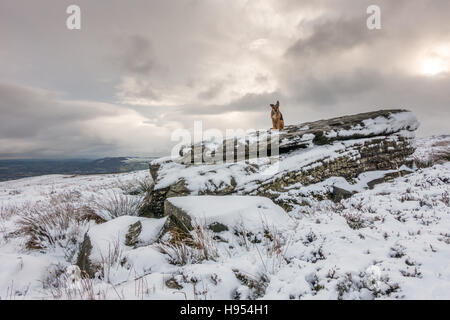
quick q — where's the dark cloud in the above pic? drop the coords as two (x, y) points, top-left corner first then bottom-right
(197, 82), (224, 101)
(286, 18), (379, 58)
(119, 35), (156, 76)
(288, 69), (383, 107)
(177, 91), (282, 116)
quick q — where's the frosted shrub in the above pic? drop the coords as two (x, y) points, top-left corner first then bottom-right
(336, 268), (400, 299)
(342, 212), (366, 230)
(363, 265), (381, 292)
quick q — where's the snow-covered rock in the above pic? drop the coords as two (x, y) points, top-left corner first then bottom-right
(76, 215), (167, 277)
(178, 109), (419, 164)
(142, 109), (419, 217)
(163, 196), (293, 234)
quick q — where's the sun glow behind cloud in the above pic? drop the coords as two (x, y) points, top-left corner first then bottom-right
(421, 58), (448, 76)
(419, 46), (449, 76)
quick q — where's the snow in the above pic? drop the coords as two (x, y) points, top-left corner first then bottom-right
(0, 253), (57, 298)
(413, 135), (450, 164)
(168, 196), (293, 232)
(0, 170), (151, 208)
(152, 133), (412, 197)
(0, 136), (448, 300)
(283, 165), (414, 199)
(335, 111), (420, 138)
(87, 215), (167, 263)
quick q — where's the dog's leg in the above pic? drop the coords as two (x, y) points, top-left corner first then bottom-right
(272, 118), (277, 130)
(275, 115), (282, 130)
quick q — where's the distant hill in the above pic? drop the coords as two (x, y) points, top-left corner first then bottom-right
(0, 157), (155, 182)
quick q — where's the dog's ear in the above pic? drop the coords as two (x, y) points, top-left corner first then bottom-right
(276, 100), (279, 106)
(270, 104), (274, 107)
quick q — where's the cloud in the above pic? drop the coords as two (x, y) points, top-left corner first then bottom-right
(0, 82), (174, 158)
(0, 0), (449, 158)
(285, 18), (378, 58)
(284, 69), (450, 132)
(119, 35), (157, 76)
(197, 81), (225, 101)
(178, 91), (282, 116)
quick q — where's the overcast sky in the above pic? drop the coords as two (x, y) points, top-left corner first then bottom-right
(1, 0), (449, 158)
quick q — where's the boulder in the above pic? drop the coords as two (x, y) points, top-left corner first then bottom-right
(331, 186), (354, 202)
(76, 216), (167, 277)
(141, 109), (419, 216)
(162, 195), (292, 235)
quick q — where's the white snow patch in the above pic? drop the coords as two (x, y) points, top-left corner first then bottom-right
(87, 215), (166, 262)
(168, 195), (293, 232)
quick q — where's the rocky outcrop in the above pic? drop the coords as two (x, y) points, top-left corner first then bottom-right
(178, 109), (418, 164)
(140, 109), (419, 217)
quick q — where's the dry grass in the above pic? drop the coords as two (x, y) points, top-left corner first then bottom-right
(0, 205), (19, 238)
(118, 176), (154, 196)
(2, 281), (30, 300)
(156, 222), (218, 265)
(258, 220), (291, 276)
(0, 205), (18, 221)
(99, 238), (126, 283)
(94, 191), (143, 220)
(48, 269), (98, 300)
(136, 177), (154, 194)
(16, 193), (102, 257)
(414, 139), (450, 168)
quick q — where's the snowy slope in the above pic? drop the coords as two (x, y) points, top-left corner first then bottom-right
(0, 137), (449, 300)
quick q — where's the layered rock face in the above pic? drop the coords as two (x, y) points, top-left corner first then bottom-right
(140, 109), (419, 217)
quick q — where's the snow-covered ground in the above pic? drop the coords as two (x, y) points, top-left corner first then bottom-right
(0, 137), (448, 300)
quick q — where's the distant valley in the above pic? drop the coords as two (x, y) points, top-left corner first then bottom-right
(0, 157), (155, 182)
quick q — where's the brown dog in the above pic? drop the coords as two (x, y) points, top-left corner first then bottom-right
(270, 100), (284, 130)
